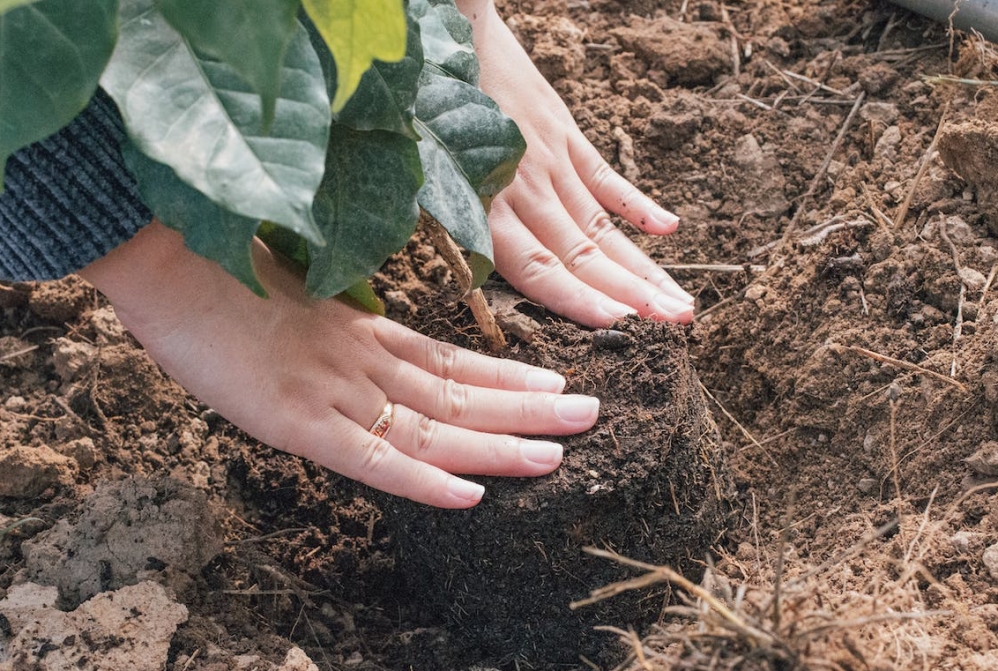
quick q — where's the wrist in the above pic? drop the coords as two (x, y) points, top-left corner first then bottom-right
(78, 220), (220, 335)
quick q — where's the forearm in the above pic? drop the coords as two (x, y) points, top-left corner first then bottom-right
(0, 88), (151, 282)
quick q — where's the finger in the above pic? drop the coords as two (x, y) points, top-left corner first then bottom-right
(556, 172), (695, 305)
(371, 359), (600, 435)
(372, 320), (566, 393)
(569, 136), (679, 236)
(504, 188), (693, 323)
(491, 197), (636, 327)
(294, 418), (487, 509)
(389, 404), (563, 476)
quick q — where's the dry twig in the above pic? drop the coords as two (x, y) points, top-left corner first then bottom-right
(826, 343), (967, 392)
(893, 101), (950, 229)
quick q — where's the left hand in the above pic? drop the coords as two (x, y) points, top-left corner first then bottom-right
(457, 0), (695, 328)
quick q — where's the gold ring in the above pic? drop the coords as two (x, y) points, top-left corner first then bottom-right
(368, 401), (395, 439)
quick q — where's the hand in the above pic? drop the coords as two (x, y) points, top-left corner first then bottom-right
(457, 0), (695, 327)
(80, 222), (600, 508)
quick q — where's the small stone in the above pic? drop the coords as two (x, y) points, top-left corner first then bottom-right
(592, 329), (634, 350)
(951, 531), (985, 554)
(983, 543), (998, 581)
(874, 126), (902, 161)
(966, 441), (998, 477)
(279, 647), (320, 671)
(56, 437), (99, 470)
(744, 284), (767, 301)
(4, 395), (26, 412)
(860, 101), (899, 126)
(51, 338), (97, 383)
(960, 267), (987, 291)
(857, 478), (879, 494)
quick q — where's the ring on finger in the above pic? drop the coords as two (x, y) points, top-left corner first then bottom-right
(368, 401), (395, 439)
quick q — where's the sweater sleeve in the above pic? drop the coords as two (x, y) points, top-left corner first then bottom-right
(0, 88), (153, 282)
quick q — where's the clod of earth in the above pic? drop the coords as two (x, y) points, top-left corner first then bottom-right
(379, 318), (732, 668)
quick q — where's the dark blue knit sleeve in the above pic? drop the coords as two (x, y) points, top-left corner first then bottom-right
(0, 88), (153, 282)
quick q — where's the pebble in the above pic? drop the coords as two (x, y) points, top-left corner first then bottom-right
(856, 478), (878, 494)
(874, 125), (901, 160)
(592, 329), (634, 350)
(860, 101), (899, 126)
(966, 441), (998, 477)
(984, 543), (998, 581)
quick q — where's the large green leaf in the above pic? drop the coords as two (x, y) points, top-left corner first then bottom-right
(0, 0), (117, 184)
(414, 71), (525, 286)
(303, 0), (407, 113)
(409, 0), (478, 85)
(306, 124), (422, 298)
(154, 0), (301, 128)
(101, 1), (329, 244)
(123, 141), (265, 297)
(330, 12), (421, 138)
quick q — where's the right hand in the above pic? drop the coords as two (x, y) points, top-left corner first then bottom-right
(80, 222), (600, 508)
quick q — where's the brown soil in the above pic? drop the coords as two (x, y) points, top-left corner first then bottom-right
(4, 0), (998, 669)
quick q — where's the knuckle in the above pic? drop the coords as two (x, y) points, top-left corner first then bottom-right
(590, 160), (616, 191)
(357, 436), (393, 481)
(415, 414), (439, 454)
(581, 211), (617, 245)
(437, 378), (470, 422)
(428, 339), (459, 380)
(562, 238), (602, 272)
(518, 248), (562, 284)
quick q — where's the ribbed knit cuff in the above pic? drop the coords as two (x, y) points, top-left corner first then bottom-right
(0, 88), (152, 282)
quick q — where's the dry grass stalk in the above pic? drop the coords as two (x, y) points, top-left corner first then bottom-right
(826, 343), (967, 392)
(698, 381), (779, 467)
(579, 508), (954, 671)
(778, 91), (866, 250)
(893, 101), (950, 230)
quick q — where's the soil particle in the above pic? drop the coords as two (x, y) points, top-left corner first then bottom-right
(611, 16), (730, 88)
(938, 117), (998, 235)
(0, 446), (76, 499)
(0, 581), (187, 671)
(20, 477), (221, 608)
(26, 276), (90, 324)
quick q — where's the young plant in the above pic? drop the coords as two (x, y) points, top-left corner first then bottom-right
(0, 0), (525, 308)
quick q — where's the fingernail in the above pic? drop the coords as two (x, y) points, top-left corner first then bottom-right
(526, 369), (566, 393)
(663, 283), (696, 304)
(448, 478), (485, 503)
(520, 440), (563, 466)
(653, 293), (693, 319)
(555, 395), (600, 423)
(652, 210), (679, 230)
(599, 299), (636, 321)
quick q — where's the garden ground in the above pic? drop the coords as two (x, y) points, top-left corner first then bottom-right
(3, 0), (998, 669)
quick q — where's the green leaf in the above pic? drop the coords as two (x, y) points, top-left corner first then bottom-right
(123, 141), (265, 297)
(258, 221), (309, 268)
(0, 0), (39, 14)
(413, 71), (525, 286)
(154, 0), (301, 128)
(331, 12), (422, 138)
(341, 278), (385, 315)
(101, 2), (329, 245)
(303, 0), (407, 112)
(0, 0), (118, 184)
(409, 0), (478, 85)
(306, 124), (422, 298)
